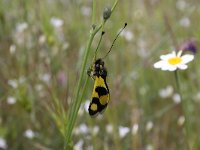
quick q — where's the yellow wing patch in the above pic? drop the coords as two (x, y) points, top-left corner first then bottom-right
(92, 76), (107, 97)
(99, 95), (109, 105)
(88, 76), (109, 116)
(90, 103), (98, 111)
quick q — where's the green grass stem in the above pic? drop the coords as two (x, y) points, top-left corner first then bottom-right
(64, 0), (119, 149)
(174, 70), (193, 149)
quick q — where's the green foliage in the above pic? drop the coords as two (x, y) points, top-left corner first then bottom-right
(0, 0), (200, 149)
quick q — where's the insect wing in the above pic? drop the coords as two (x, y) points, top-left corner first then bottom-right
(88, 76), (109, 116)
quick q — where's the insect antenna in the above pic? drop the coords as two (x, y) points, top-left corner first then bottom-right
(102, 23), (127, 59)
(93, 31), (105, 62)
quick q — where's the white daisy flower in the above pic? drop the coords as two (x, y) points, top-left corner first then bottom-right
(154, 50), (194, 71)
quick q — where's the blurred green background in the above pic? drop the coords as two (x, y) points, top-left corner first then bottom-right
(0, 0), (200, 149)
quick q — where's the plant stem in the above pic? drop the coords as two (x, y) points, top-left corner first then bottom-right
(174, 70), (191, 149)
(174, 70), (179, 91)
(65, 31), (95, 149)
(64, 0), (119, 148)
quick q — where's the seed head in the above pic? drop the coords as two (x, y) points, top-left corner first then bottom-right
(103, 7), (111, 20)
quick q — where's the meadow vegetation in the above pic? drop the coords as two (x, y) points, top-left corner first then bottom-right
(0, 0), (200, 149)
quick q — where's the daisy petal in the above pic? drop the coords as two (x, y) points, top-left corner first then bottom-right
(178, 64), (188, 70)
(160, 52), (176, 60)
(181, 54), (194, 64)
(177, 50), (183, 57)
(166, 65), (177, 71)
(160, 64), (170, 70)
(154, 60), (164, 68)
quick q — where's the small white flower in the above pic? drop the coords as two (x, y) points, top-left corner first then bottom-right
(8, 79), (18, 88)
(35, 84), (45, 97)
(7, 96), (16, 105)
(35, 84), (43, 91)
(179, 17), (190, 27)
(118, 126), (130, 138)
(16, 22), (28, 33)
(91, 126), (99, 136)
(121, 30), (134, 41)
(9, 44), (16, 54)
(177, 116), (185, 126)
(24, 129), (35, 139)
(106, 124), (113, 134)
(81, 6), (91, 16)
(74, 140), (84, 150)
(77, 123), (89, 135)
(159, 85), (173, 98)
(132, 123), (139, 135)
(38, 35), (46, 45)
(173, 93), (181, 104)
(0, 137), (7, 149)
(176, 0), (187, 11)
(146, 121), (154, 132)
(39, 73), (51, 83)
(154, 50), (194, 71)
(50, 17), (64, 28)
(194, 92), (200, 102)
(146, 144), (154, 150)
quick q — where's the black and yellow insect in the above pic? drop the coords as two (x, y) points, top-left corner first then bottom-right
(88, 58), (109, 116)
(88, 23), (127, 116)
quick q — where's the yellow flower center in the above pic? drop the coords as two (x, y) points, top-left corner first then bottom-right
(168, 57), (182, 65)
